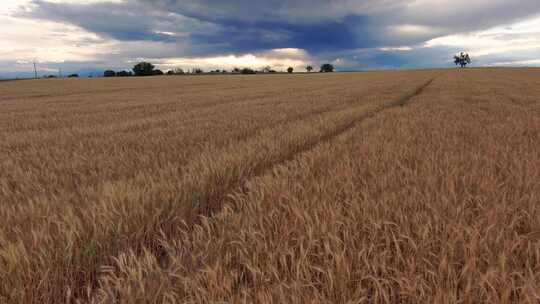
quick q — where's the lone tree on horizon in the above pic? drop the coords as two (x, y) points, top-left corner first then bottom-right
(287, 67), (294, 73)
(454, 52), (471, 68)
(133, 62), (155, 76)
(320, 63), (334, 73)
(306, 65), (313, 72)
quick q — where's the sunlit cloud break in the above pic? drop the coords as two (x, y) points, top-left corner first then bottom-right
(154, 49), (311, 72)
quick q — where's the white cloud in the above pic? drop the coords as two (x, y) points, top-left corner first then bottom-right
(0, 16), (111, 62)
(424, 16), (540, 57)
(155, 49), (310, 71)
(486, 59), (540, 66)
(379, 46), (413, 52)
(391, 24), (438, 35)
(0, 0), (117, 65)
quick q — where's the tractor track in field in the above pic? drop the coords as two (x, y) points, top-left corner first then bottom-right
(83, 76), (437, 301)
(146, 76), (438, 268)
(197, 76), (437, 216)
(225, 77), (436, 190)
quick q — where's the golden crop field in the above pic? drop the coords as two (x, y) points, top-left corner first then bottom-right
(1, 69), (539, 303)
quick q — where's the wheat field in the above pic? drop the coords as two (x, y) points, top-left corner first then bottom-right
(1, 69), (539, 303)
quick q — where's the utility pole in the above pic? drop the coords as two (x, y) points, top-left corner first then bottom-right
(33, 60), (38, 79)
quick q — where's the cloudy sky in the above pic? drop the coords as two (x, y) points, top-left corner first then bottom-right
(1, 0), (540, 78)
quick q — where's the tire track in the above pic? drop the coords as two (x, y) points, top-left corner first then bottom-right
(15, 76), (436, 302)
(85, 76), (438, 301)
(197, 76), (437, 217)
(146, 76), (438, 269)
(392, 77), (435, 107)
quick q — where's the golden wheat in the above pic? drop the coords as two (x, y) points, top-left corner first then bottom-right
(1, 69), (539, 303)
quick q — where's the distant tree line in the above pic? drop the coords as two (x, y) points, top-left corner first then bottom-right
(102, 62), (336, 78)
(103, 70), (134, 77)
(45, 53), (478, 80)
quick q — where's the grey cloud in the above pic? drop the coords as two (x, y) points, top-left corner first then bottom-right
(23, 0), (540, 54)
(26, 0), (220, 42)
(136, 0), (407, 23)
(400, 0), (540, 31)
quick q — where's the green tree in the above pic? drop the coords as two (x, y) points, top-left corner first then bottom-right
(132, 62), (155, 76)
(320, 64), (334, 73)
(454, 52), (471, 68)
(241, 68), (256, 74)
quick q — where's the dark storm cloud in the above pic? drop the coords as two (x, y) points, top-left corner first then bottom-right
(25, 0), (540, 56)
(25, 0), (386, 56)
(134, 0), (540, 47)
(187, 15), (378, 54)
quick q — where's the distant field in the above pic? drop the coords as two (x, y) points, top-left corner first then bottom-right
(1, 69), (539, 303)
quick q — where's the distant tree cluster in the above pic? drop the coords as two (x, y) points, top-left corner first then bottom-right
(41, 73), (80, 79)
(132, 62), (156, 76)
(320, 64), (334, 73)
(167, 68), (185, 75)
(116, 71), (132, 77)
(100, 62), (337, 78)
(103, 70), (134, 77)
(241, 68), (256, 74)
(262, 66), (273, 73)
